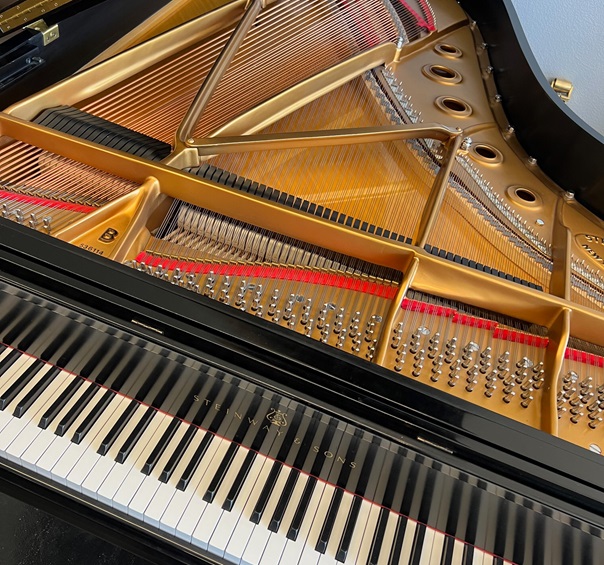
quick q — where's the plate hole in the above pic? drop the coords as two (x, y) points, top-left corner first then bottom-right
(431, 65), (455, 79)
(475, 145), (497, 159)
(435, 96), (472, 117)
(435, 43), (462, 58)
(515, 187), (537, 203)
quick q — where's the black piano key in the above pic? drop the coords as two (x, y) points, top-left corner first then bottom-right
(315, 430), (363, 552)
(335, 438), (383, 561)
(388, 515), (408, 565)
(97, 398), (139, 456)
(141, 418), (181, 475)
(368, 506), (390, 564)
(222, 399), (294, 513)
(316, 487), (344, 554)
(71, 389), (116, 444)
(440, 535), (455, 565)
(0, 344), (6, 355)
(202, 442), (239, 503)
(104, 348), (147, 392)
(205, 378), (242, 434)
(13, 366), (60, 418)
(0, 358), (44, 410)
(268, 468), (299, 532)
(77, 337), (117, 380)
(202, 390), (263, 503)
(462, 542), (474, 565)
(0, 349), (21, 378)
(16, 310), (54, 352)
(0, 300), (28, 342)
(176, 431), (213, 491)
(54, 325), (96, 368)
(250, 461), (281, 524)
(335, 494), (363, 562)
(159, 425), (197, 483)
(286, 475), (317, 540)
(410, 522), (427, 565)
(115, 406), (156, 464)
(124, 356), (167, 404)
(1, 303), (37, 345)
(54, 381), (100, 437)
(190, 378), (224, 426)
(222, 449), (256, 511)
(38, 318), (77, 362)
(38, 377), (84, 429)
(259, 412), (322, 530)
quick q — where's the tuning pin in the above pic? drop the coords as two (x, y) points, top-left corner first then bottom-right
(304, 318), (314, 337)
(287, 314), (296, 329)
(316, 306), (328, 330)
(332, 309), (345, 334)
(570, 411), (584, 424)
(430, 366), (442, 382)
(466, 379), (478, 392)
(521, 395), (534, 408)
(320, 324), (330, 344)
(589, 416), (603, 429)
(272, 309), (281, 323)
(503, 390), (516, 404)
(335, 333), (345, 349)
(255, 305), (264, 318)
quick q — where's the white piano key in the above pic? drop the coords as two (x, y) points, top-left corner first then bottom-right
(279, 480), (328, 565)
(79, 403), (149, 499)
(317, 490), (354, 565)
(452, 538), (465, 563)
(127, 419), (190, 520)
(64, 396), (135, 491)
(95, 409), (165, 506)
(0, 347), (13, 362)
(36, 384), (104, 479)
(473, 547), (488, 565)
(351, 501), (382, 564)
(336, 497), (372, 564)
(4, 369), (73, 463)
(20, 376), (88, 472)
(296, 483), (337, 565)
(175, 436), (232, 542)
(160, 433), (223, 536)
(376, 509), (400, 565)
(208, 454), (267, 556)
(0, 355), (36, 428)
(110, 412), (172, 512)
(428, 528), (446, 565)
(50, 393), (127, 486)
(398, 517), (417, 565)
(240, 464), (294, 565)
(0, 364), (54, 450)
(201, 445), (251, 553)
(223, 458), (277, 563)
(145, 427), (206, 528)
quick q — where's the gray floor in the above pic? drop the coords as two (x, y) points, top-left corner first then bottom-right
(0, 490), (152, 565)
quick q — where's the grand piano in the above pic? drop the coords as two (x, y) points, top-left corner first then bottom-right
(0, 0), (603, 563)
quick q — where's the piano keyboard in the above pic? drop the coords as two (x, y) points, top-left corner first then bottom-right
(0, 279), (598, 565)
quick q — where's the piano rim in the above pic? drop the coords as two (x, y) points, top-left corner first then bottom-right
(0, 217), (604, 551)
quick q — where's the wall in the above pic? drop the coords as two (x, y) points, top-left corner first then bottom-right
(508, 0), (604, 135)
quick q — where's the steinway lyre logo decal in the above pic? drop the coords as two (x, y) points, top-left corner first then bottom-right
(266, 409), (287, 427)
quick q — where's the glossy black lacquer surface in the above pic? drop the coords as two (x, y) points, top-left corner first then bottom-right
(458, 0), (604, 218)
(0, 0), (170, 109)
(1, 219), (603, 536)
